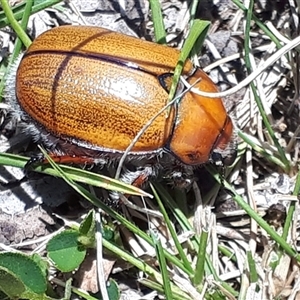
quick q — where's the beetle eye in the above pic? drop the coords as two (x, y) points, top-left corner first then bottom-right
(158, 73), (184, 97)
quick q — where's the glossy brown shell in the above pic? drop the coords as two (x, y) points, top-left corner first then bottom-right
(16, 26), (193, 153)
(16, 25), (235, 165)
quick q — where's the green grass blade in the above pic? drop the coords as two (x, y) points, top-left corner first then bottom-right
(206, 165), (300, 261)
(150, 183), (194, 274)
(193, 229), (208, 286)
(151, 230), (173, 299)
(149, 0), (166, 44)
(242, 0), (290, 172)
(0, 0), (32, 47)
(0, 152), (151, 197)
(169, 20), (210, 101)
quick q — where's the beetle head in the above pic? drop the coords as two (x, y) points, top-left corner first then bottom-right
(168, 69), (237, 166)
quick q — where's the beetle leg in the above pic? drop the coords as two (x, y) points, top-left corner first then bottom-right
(25, 152), (106, 171)
(120, 166), (155, 187)
(110, 166), (155, 202)
(42, 155), (96, 165)
(24, 153), (45, 171)
(162, 164), (195, 189)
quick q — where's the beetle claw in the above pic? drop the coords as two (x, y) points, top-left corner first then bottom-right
(24, 153), (45, 172)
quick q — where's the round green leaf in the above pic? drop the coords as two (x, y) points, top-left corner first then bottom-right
(0, 252), (47, 294)
(107, 278), (120, 300)
(47, 229), (86, 272)
(0, 267), (26, 298)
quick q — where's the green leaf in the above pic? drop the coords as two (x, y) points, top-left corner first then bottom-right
(0, 267), (26, 298)
(47, 229), (86, 272)
(102, 225), (115, 241)
(106, 278), (120, 300)
(32, 254), (49, 278)
(79, 210), (96, 236)
(78, 210), (96, 248)
(0, 252), (47, 294)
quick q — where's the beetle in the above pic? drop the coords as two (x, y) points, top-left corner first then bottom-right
(6, 25), (236, 173)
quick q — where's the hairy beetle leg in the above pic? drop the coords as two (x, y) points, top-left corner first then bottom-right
(121, 166), (155, 187)
(43, 155), (96, 165)
(25, 154), (97, 172)
(111, 166), (155, 203)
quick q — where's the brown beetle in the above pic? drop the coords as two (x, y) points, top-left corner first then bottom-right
(6, 25), (236, 169)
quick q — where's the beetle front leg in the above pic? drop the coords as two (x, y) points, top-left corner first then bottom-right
(120, 166), (155, 187)
(110, 166), (156, 203)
